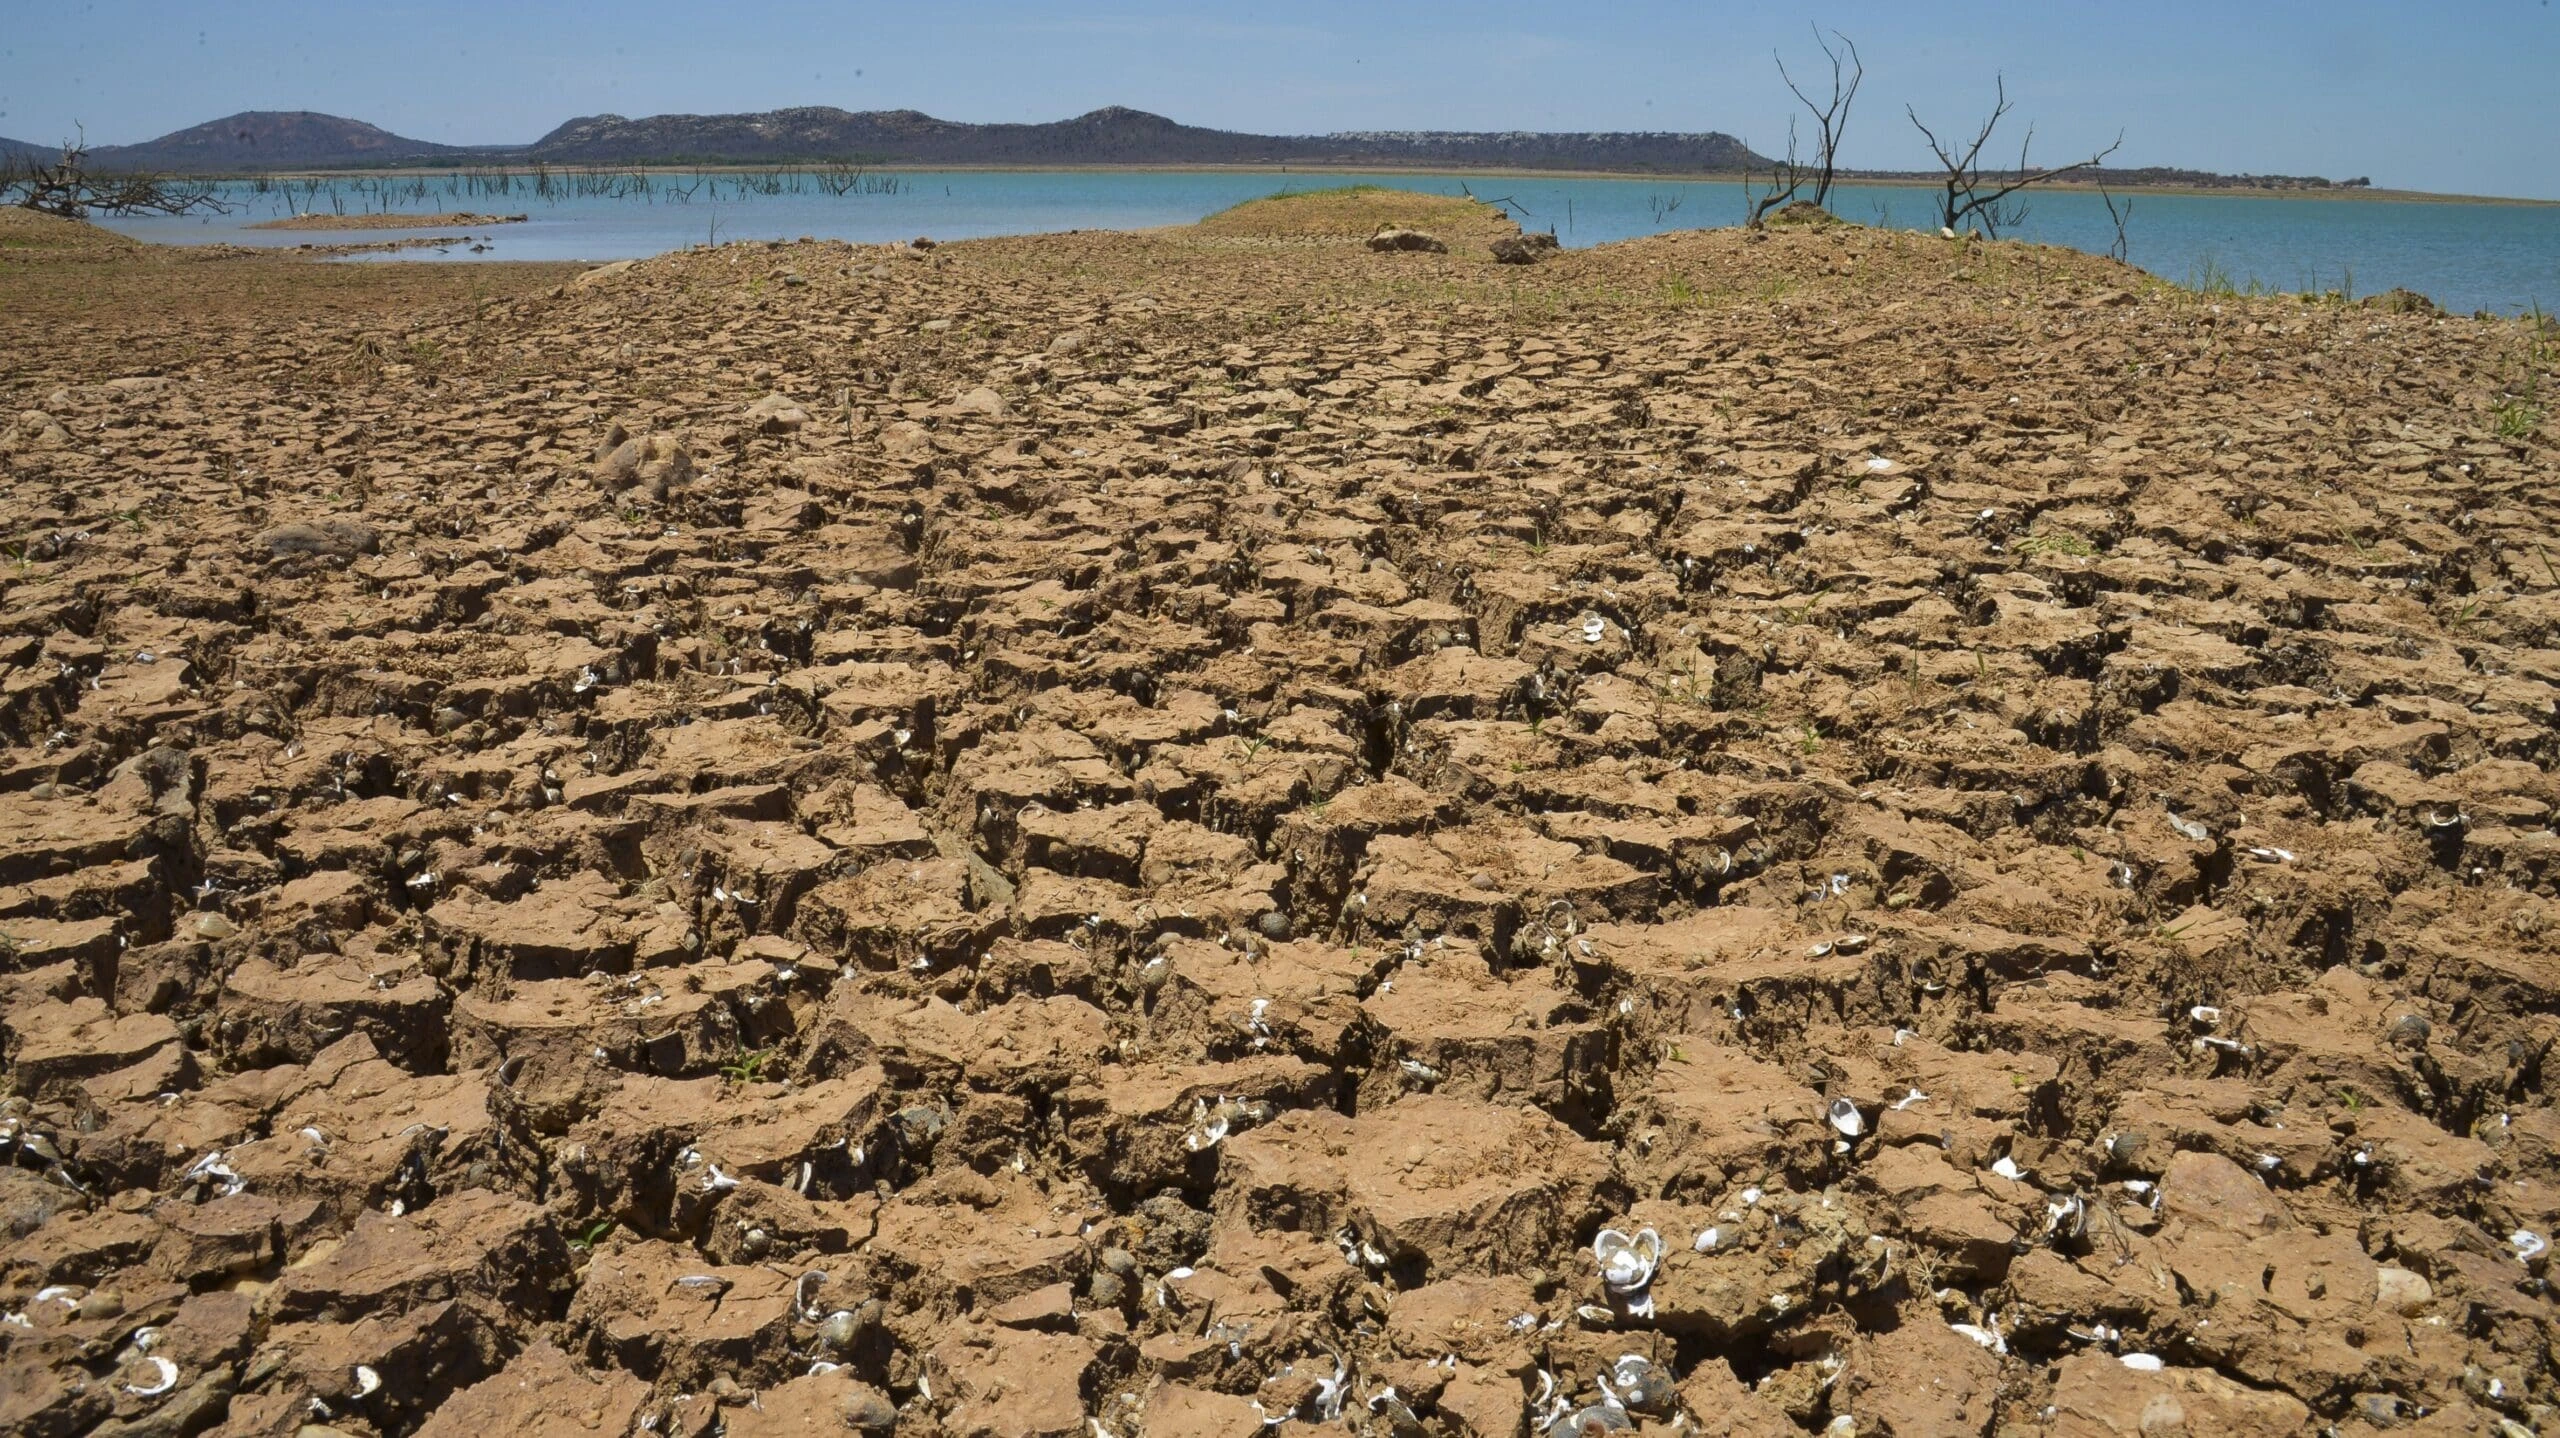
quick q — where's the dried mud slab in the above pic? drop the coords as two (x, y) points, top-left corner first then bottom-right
(2, 190), (2559, 1436)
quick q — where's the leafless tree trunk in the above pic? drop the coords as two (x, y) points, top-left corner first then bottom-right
(1, 131), (227, 220)
(2099, 185), (2133, 262)
(1743, 118), (1805, 228)
(1907, 76), (2121, 238)
(1776, 27), (1862, 211)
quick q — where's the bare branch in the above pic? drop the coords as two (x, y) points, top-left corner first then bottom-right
(2098, 184), (2133, 263)
(1744, 117), (1805, 228)
(1907, 75), (2121, 239)
(1775, 26), (1862, 210)
(1, 130), (228, 220)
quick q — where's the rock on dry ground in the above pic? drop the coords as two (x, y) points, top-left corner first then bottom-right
(1, 188), (2558, 1436)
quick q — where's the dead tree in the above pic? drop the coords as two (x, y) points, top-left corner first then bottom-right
(1775, 26), (1862, 211)
(1743, 117), (1805, 228)
(2099, 184), (2133, 262)
(1, 133), (226, 219)
(1906, 76), (2121, 238)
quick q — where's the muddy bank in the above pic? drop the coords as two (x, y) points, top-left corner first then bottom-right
(1, 190), (2557, 1437)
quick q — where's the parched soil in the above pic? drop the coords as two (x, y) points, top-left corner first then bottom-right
(2, 190), (2558, 1437)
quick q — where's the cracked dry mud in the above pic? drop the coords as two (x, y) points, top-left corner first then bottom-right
(2, 188), (2558, 1437)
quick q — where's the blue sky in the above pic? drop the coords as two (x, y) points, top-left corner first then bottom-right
(5, 1), (2555, 198)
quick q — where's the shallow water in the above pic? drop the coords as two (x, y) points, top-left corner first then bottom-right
(95, 169), (2560, 315)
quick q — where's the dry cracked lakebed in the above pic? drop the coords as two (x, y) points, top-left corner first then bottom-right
(2, 189), (2560, 1436)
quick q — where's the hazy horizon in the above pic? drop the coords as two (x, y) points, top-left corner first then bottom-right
(7, 0), (2558, 200)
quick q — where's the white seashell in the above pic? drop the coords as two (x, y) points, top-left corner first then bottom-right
(1593, 1227), (1663, 1296)
(2119, 1353), (2165, 1372)
(124, 1355), (179, 1397)
(2513, 1229), (2548, 1262)
(1991, 1156), (2025, 1181)
(1891, 1088), (1928, 1111)
(353, 1365), (382, 1398)
(2188, 1005), (2221, 1026)
(1741, 1186), (1763, 1205)
(1826, 1098), (1865, 1138)
(1692, 1227), (1720, 1253)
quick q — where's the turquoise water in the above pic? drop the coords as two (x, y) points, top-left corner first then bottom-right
(96, 169), (2560, 316)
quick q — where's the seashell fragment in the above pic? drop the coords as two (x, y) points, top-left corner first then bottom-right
(1949, 1322), (2005, 1354)
(1826, 1098), (1865, 1138)
(123, 1355), (179, 1397)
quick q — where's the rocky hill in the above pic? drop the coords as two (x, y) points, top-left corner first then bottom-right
(44, 106), (2369, 188)
(83, 111), (468, 172)
(526, 105), (1765, 172)
(60, 106), (1767, 175)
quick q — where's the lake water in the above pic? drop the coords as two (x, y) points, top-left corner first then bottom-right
(96, 169), (2560, 316)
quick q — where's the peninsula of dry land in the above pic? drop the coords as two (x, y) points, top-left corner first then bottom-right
(1, 189), (2557, 1437)
(245, 212), (528, 232)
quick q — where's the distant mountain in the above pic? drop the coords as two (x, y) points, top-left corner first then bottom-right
(86, 111), (469, 172)
(42, 106), (2364, 191)
(527, 105), (1764, 173)
(0, 134), (49, 166)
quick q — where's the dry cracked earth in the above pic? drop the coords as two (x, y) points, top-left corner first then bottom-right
(2, 190), (2559, 1438)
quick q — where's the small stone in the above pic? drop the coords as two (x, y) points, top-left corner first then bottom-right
(73, 1288), (123, 1320)
(2374, 1266), (2432, 1315)
(2386, 1013), (2431, 1049)
(1256, 910), (1292, 941)
(1366, 227), (1448, 254)
(2105, 1130), (2151, 1171)
(1491, 233), (1560, 265)
(840, 1383), (899, 1432)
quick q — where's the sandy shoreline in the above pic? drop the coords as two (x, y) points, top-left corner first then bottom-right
(1, 191), (2555, 1434)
